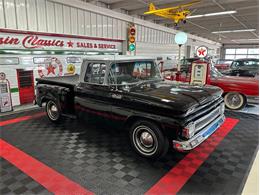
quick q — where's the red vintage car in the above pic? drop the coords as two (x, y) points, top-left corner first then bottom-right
(214, 59), (233, 72)
(164, 60), (259, 110)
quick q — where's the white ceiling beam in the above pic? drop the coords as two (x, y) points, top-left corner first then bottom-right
(109, 0), (140, 9)
(128, 0), (253, 15)
(143, 4), (258, 21)
(162, 16), (259, 26)
(212, 0), (259, 38)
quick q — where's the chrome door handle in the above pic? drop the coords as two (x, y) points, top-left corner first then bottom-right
(77, 87), (83, 92)
(111, 93), (122, 99)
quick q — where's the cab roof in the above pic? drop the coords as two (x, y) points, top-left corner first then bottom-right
(83, 55), (156, 62)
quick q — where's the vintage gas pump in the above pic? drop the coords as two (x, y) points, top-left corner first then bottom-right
(190, 61), (210, 85)
(0, 72), (13, 112)
(190, 46), (210, 85)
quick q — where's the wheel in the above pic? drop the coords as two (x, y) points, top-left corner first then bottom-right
(46, 100), (62, 123)
(129, 120), (169, 159)
(224, 92), (246, 110)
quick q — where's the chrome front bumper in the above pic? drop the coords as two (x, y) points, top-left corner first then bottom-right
(246, 96), (259, 105)
(173, 114), (225, 151)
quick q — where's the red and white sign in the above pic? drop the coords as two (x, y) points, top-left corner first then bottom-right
(0, 72), (6, 80)
(38, 57), (63, 78)
(196, 46), (208, 58)
(0, 31), (122, 52)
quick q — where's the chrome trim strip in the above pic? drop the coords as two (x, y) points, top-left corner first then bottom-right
(183, 98), (224, 123)
(185, 96), (223, 117)
(173, 114), (225, 151)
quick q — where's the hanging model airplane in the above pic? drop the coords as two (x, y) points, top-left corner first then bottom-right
(144, 0), (201, 26)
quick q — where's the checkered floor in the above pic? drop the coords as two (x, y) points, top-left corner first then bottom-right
(0, 108), (258, 194)
(0, 158), (51, 195)
(179, 111), (259, 194)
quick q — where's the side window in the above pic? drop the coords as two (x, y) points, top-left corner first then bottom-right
(247, 60), (259, 66)
(0, 57), (19, 65)
(231, 61), (239, 68)
(84, 63), (106, 84)
(244, 61), (249, 66)
(66, 57), (81, 63)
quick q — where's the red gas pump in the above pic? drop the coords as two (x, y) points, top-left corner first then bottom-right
(190, 60), (210, 85)
(0, 72), (13, 112)
(189, 46), (210, 85)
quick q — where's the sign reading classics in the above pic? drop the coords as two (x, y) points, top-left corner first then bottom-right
(0, 31), (122, 51)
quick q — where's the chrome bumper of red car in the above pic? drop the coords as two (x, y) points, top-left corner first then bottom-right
(246, 96), (259, 104)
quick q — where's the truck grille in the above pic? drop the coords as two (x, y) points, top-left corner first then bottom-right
(194, 103), (224, 134)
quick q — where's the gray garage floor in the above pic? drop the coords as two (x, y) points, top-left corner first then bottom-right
(238, 104), (259, 115)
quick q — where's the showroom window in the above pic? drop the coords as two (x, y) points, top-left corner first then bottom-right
(225, 48), (259, 60)
(0, 57), (19, 65)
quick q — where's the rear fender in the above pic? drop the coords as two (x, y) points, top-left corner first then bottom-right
(39, 93), (57, 106)
(36, 84), (68, 108)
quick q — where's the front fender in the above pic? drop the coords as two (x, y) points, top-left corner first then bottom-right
(125, 113), (181, 140)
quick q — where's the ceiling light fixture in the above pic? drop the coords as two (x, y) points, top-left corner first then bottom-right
(187, 10), (237, 19)
(212, 29), (256, 33)
(187, 14), (203, 19)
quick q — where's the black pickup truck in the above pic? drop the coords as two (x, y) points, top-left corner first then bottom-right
(36, 56), (225, 159)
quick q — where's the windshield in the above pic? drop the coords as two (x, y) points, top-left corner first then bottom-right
(216, 59), (233, 64)
(180, 58), (198, 66)
(108, 61), (162, 85)
(211, 64), (223, 78)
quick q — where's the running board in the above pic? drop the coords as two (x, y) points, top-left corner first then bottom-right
(61, 113), (77, 119)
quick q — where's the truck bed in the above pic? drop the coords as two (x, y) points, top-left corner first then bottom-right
(36, 74), (79, 88)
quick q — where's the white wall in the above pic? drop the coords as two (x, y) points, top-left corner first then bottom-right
(0, 0), (221, 56)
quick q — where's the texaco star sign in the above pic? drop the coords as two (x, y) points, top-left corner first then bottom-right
(196, 46), (208, 58)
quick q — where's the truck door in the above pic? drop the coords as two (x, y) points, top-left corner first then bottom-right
(17, 69), (35, 105)
(75, 62), (112, 121)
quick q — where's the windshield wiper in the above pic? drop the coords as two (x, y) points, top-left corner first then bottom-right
(131, 78), (162, 88)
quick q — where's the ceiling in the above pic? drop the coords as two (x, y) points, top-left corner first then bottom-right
(83, 0), (259, 45)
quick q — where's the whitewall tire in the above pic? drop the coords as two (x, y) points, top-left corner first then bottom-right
(224, 92), (246, 110)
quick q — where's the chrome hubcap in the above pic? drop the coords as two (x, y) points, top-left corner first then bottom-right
(47, 101), (59, 120)
(140, 132), (154, 147)
(51, 105), (58, 112)
(227, 94), (241, 107)
(133, 125), (158, 156)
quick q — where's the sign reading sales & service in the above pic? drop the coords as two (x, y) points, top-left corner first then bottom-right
(0, 32), (122, 51)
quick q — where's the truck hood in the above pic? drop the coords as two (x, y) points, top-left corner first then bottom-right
(130, 80), (222, 113)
